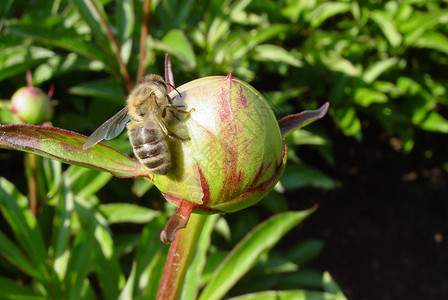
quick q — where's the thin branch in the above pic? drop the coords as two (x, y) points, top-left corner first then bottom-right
(88, 0), (133, 93)
(137, 0), (151, 84)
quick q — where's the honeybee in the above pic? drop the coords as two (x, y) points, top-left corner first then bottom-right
(83, 74), (193, 175)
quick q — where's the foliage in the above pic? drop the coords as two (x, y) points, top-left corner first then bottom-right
(1, 0), (447, 298)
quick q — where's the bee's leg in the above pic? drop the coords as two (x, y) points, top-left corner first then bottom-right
(163, 104), (195, 118)
(157, 118), (190, 141)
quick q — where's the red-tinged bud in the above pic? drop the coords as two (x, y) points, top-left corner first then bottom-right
(11, 87), (53, 125)
(153, 74), (287, 243)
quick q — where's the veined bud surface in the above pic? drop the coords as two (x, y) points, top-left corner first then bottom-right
(153, 74), (286, 221)
(11, 87), (53, 125)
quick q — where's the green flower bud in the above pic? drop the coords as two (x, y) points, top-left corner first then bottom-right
(154, 74), (287, 242)
(11, 87), (53, 125)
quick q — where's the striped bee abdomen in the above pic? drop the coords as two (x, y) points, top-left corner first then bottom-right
(128, 125), (171, 175)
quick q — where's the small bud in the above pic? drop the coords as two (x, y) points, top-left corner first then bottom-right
(155, 74), (287, 242)
(11, 87), (53, 125)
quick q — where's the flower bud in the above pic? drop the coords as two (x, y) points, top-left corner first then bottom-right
(11, 87), (53, 125)
(154, 74), (287, 242)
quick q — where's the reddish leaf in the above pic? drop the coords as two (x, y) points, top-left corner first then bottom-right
(0, 124), (149, 179)
(278, 102), (330, 137)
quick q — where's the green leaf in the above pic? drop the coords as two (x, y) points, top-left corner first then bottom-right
(181, 215), (219, 300)
(161, 30), (196, 68)
(286, 239), (324, 265)
(33, 53), (104, 85)
(64, 223), (95, 300)
(7, 24), (104, 61)
(323, 271), (346, 298)
(199, 209), (316, 300)
(413, 31), (448, 55)
(231, 25), (290, 60)
(320, 52), (361, 77)
(116, 0), (134, 64)
(334, 106), (362, 139)
(92, 227), (123, 300)
(226, 290), (346, 300)
(370, 10), (402, 48)
(362, 57), (399, 84)
(280, 164), (339, 190)
(0, 177), (50, 282)
(67, 166), (113, 198)
(307, 2), (351, 28)
(52, 179), (74, 280)
(70, 0), (112, 58)
(69, 78), (125, 104)
(133, 217), (168, 299)
(0, 228), (42, 280)
(0, 124), (148, 178)
(132, 178), (154, 197)
(252, 44), (302, 67)
(354, 87), (388, 107)
(417, 111), (448, 133)
(0, 46), (54, 81)
(99, 203), (160, 224)
(0, 276), (46, 300)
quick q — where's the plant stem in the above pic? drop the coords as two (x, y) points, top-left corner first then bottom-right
(137, 0), (151, 84)
(156, 213), (207, 300)
(87, 0), (133, 93)
(25, 153), (39, 216)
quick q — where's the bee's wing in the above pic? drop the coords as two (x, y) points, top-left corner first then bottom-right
(83, 107), (130, 150)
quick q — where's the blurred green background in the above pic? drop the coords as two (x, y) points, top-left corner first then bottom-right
(0, 0), (447, 299)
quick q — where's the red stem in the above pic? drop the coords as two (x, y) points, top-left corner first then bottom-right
(157, 205), (206, 300)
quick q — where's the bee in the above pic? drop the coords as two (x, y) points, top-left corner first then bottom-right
(83, 74), (193, 175)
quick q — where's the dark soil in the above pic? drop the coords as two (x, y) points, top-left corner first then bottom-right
(292, 122), (448, 300)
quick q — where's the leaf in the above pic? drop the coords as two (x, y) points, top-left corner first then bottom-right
(7, 23), (104, 61)
(320, 52), (361, 77)
(252, 44), (302, 67)
(133, 217), (168, 299)
(278, 102), (329, 137)
(413, 31), (448, 55)
(226, 290), (346, 300)
(132, 178), (154, 197)
(307, 2), (351, 28)
(67, 166), (112, 198)
(334, 106), (362, 139)
(286, 239), (325, 265)
(0, 229), (42, 280)
(231, 25), (291, 60)
(198, 209), (316, 300)
(362, 57), (399, 84)
(116, 0), (134, 64)
(0, 124), (149, 178)
(370, 10), (402, 48)
(0, 276), (46, 300)
(0, 46), (54, 81)
(354, 87), (388, 107)
(70, 0), (112, 58)
(417, 111), (448, 133)
(161, 30), (196, 68)
(69, 78), (125, 104)
(99, 203), (160, 224)
(52, 179), (74, 280)
(64, 223), (95, 300)
(280, 164), (339, 190)
(0, 177), (50, 282)
(33, 53), (105, 85)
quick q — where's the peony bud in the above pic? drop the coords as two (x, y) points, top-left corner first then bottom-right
(154, 74), (287, 242)
(11, 87), (53, 125)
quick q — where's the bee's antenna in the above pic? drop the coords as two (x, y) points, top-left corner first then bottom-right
(167, 83), (182, 98)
